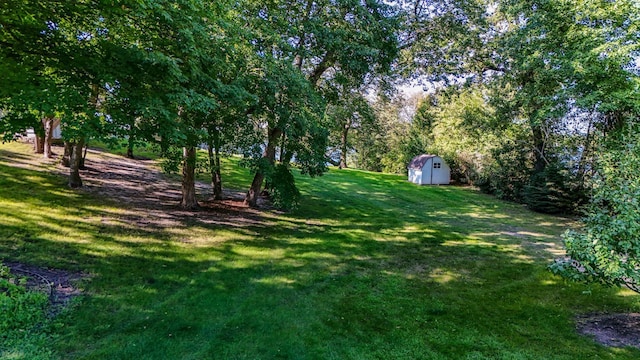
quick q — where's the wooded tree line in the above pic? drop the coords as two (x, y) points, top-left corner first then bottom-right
(344, 0), (639, 216)
(1, 0), (638, 212)
(0, 0), (398, 209)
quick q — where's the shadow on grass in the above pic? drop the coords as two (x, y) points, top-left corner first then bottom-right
(1, 150), (639, 359)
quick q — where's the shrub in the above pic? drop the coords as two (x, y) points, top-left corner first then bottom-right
(267, 164), (301, 211)
(523, 163), (586, 214)
(0, 262), (49, 336)
(550, 128), (640, 292)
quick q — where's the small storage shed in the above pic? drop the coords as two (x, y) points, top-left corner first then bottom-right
(408, 154), (450, 185)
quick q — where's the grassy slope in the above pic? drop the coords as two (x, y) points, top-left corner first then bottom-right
(0, 141), (639, 359)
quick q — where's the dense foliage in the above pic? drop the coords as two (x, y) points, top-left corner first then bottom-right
(0, 262), (52, 359)
(0, 0), (400, 209)
(551, 127), (640, 293)
(346, 0), (639, 216)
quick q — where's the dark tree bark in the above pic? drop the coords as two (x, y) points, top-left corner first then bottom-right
(126, 138), (135, 159)
(339, 117), (351, 169)
(604, 110), (625, 135)
(181, 146), (199, 209)
(207, 138), (223, 200)
(245, 169), (266, 207)
(80, 142), (88, 169)
(308, 52), (334, 87)
(68, 138), (85, 188)
(244, 127), (282, 207)
(61, 141), (72, 167)
(34, 134), (44, 154)
(531, 124), (548, 174)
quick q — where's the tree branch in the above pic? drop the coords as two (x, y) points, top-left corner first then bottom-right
(308, 51), (335, 87)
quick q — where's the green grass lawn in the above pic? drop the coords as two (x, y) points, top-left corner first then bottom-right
(1, 141), (639, 359)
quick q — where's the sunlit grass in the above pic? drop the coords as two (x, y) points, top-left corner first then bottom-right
(1, 141), (639, 359)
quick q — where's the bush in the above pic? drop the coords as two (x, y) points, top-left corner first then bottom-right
(0, 262), (48, 335)
(523, 164), (586, 214)
(550, 128), (640, 292)
(477, 142), (531, 201)
(267, 164), (301, 211)
(0, 262), (54, 359)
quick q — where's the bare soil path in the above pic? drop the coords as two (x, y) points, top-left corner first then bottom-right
(76, 147), (270, 229)
(577, 313), (640, 350)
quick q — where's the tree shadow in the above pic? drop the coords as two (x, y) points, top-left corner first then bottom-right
(1, 146), (638, 359)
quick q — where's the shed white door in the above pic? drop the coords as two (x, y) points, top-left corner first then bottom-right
(430, 157), (450, 185)
(421, 158), (432, 184)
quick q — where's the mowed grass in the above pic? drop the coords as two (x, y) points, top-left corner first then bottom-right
(1, 141), (639, 359)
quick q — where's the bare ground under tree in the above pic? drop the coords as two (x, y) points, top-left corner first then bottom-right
(66, 146), (274, 229)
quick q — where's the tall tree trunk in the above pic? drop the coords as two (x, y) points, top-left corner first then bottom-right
(244, 127), (282, 207)
(126, 119), (137, 159)
(604, 110), (624, 135)
(69, 138), (85, 188)
(207, 137), (223, 200)
(42, 117), (54, 158)
(339, 118), (351, 169)
(575, 115), (594, 190)
(61, 141), (72, 167)
(126, 138), (134, 159)
(531, 124), (548, 174)
(80, 142), (88, 169)
(34, 126), (45, 154)
(279, 131), (286, 164)
(181, 146), (198, 209)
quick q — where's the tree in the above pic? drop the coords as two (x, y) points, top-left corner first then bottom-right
(238, 0), (400, 207)
(551, 126), (640, 293)
(348, 93), (410, 174)
(405, 94), (437, 157)
(400, 0), (638, 213)
(325, 90), (376, 169)
(242, 59), (326, 208)
(412, 87), (500, 184)
(1, 1), (137, 187)
(102, 0), (250, 208)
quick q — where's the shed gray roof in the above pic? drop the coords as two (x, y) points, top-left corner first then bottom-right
(408, 154), (437, 170)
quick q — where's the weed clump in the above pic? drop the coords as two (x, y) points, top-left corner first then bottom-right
(0, 261), (53, 359)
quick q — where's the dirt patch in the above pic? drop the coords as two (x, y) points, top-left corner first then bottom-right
(1, 143), (273, 229)
(3, 261), (86, 315)
(76, 147), (272, 229)
(577, 313), (640, 349)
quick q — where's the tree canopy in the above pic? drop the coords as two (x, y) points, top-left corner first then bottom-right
(1, 0), (638, 219)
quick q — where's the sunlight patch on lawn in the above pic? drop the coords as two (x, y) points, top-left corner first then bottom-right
(540, 279), (559, 286)
(252, 276), (297, 287)
(298, 251), (338, 260)
(502, 230), (554, 239)
(521, 241), (565, 258)
(167, 227), (250, 247)
(428, 268), (461, 284)
(615, 288), (639, 297)
(233, 246), (286, 259)
(465, 211), (510, 220)
(442, 238), (537, 263)
(443, 239), (496, 248)
(82, 205), (126, 214)
(0, 209), (25, 226)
